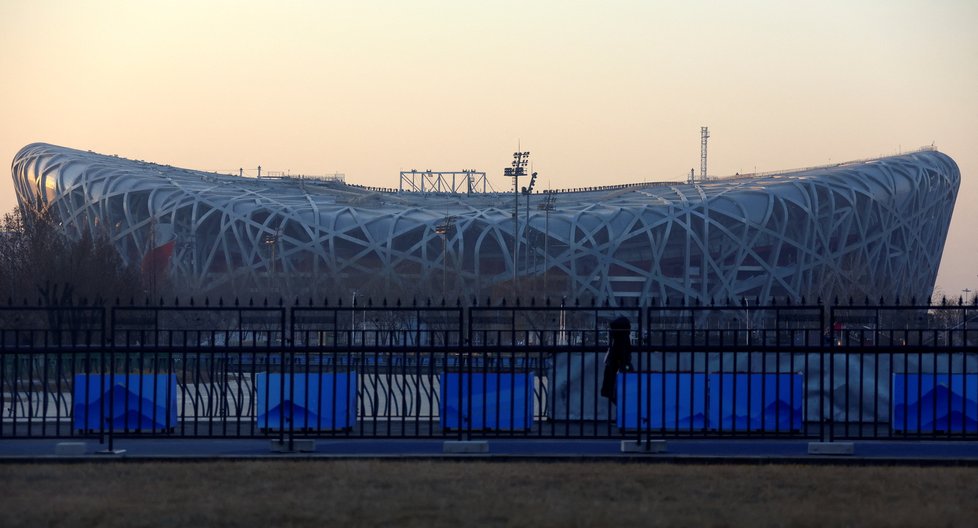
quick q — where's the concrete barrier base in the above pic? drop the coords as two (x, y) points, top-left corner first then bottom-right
(443, 441), (490, 454)
(55, 442), (87, 456)
(808, 442), (855, 455)
(270, 439), (316, 453)
(621, 439), (667, 454)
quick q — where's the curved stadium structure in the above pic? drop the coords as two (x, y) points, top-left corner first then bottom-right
(11, 143), (960, 303)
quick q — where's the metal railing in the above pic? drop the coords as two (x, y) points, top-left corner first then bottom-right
(0, 299), (975, 445)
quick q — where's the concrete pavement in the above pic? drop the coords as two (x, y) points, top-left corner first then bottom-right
(2, 437), (978, 464)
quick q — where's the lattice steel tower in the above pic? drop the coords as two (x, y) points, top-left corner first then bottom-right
(700, 126), (710, 180)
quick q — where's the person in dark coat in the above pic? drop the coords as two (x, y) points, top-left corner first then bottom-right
(601, 316), (634, 400)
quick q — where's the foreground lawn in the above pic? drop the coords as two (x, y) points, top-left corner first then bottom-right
(1, 461), (975, 527)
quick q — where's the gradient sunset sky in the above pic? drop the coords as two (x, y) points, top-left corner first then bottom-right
(1, 0), (975, 295)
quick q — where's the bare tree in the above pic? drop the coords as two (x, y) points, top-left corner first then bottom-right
(0, 207), (142, 306)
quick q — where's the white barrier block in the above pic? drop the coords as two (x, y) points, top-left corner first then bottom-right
(808, 442), (855, 455)
(443, 441), (490, 454)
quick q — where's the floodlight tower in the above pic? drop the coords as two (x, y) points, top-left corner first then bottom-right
(700, 126), (710, 180)
(504, 150), (530, 294)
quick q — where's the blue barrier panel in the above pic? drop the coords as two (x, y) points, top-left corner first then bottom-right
(256, 372), (358, 431)
(892, 373), (978, 433)
(708, 373), (803, 432)
(73, 374), (177, 432)
(616, 372), (707, 430)
(440, 372), (534, 430)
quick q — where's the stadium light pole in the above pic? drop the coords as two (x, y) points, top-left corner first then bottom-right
(506, 151), (529, 297)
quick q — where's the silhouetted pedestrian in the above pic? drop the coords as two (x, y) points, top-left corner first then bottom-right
(600, 316), (633, 400)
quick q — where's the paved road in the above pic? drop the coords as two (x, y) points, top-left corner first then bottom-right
(2, 437), (978, 464)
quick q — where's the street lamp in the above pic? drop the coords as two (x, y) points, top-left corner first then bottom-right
(537, 193), (556, 294)
(262, 230), (279, 290)
(521, 170), (539, 279)
(435, 216), (456, 297)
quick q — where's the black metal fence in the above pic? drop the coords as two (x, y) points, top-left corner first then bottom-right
(1, 299), (976, 445)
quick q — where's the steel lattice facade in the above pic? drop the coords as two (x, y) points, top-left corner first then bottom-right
(11, 143), (959, 302)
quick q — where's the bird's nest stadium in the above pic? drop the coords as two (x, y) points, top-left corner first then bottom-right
(11, 143), (960, 303)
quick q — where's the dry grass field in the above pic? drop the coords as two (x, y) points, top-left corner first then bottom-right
(0, 461), (975, 527)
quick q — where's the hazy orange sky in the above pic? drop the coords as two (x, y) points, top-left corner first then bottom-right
(1, 0), (976, 296)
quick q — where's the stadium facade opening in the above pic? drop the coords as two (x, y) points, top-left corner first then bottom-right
(11, 143), (959, 303)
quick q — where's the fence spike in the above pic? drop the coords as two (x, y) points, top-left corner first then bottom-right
(159, 296), (165, 306)
(396, 298), (402, 307)
(426, 297), (431, 307)
(894, 295), (900, 306)
(338, 297), (343, 306)
(440, 298), (446, 307)
(501, 298), (507, 307)
(531, 297), (536, 307)
(189, 297), (194, 306)
(545, 297), (551, 307)
(515, 297), (520, 307)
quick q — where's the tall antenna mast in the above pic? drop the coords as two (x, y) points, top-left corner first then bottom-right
(700, 126), (710, 180)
